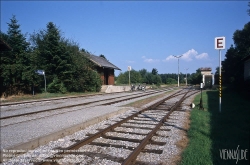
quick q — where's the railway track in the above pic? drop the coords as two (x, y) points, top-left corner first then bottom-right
(0, 88), (178, 127)
(22, 87), (198, 165)
(0, 87), (175, 107)
(0, 89), (172, 120)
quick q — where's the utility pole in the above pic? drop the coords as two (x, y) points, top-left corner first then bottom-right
(185, 68), (188, 86)
(174, 55), (183, 87)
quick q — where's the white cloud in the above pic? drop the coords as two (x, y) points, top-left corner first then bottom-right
(144, 58), (160, 63)
(195, 53), (208, 60)
(163, 55), (176, 61)
(182, 49), (198, 61)
(164, 49), (209, 62)
(142, 56), (160, 63)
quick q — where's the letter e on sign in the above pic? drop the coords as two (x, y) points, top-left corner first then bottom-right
(215, 37), (225, 50)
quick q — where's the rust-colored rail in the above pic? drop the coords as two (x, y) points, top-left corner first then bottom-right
(122, 88), (189, 165)
(33, 89), (187, 165)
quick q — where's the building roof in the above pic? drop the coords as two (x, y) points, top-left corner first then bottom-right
(0, 38), (12, 51)
(86, 54), (121, 70)
(200, 67), (212, 71)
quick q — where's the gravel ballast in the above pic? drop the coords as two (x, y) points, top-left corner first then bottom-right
(1, 88), (201, 165)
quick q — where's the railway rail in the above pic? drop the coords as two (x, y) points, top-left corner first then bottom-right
(21, 87), (198, 165)
(0, 87), (176, 121)
(0, 87), (174, 107)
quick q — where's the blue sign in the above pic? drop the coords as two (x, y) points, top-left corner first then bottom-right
(35, 70), (45, 75)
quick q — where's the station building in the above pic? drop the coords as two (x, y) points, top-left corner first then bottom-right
(86, 54), (121, 85)
(200, 67), (214, 88)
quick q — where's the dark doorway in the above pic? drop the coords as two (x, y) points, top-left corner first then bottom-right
(104, 69), (109, 85)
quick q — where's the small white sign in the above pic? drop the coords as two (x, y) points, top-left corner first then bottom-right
(215, 37), (225, 50)
(128, 66), (131, 71)
(200, 83), (204, 88)
(36, 70), (45, 75)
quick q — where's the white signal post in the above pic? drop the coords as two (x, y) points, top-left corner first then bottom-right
(215, 36), (225, 113)
(185, 68), (189, 86)
(128, 66), (131, 86)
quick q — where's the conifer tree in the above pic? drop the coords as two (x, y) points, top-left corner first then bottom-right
(1, 15), (31, 96)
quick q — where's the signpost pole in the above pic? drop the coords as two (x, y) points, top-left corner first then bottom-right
(129, 70), (130, 86)
(186, 68), (189, 86)
(215, 36), (225, 113)
(44, 71), (46, 93)
(219, 50), (221, 113)
(128, 66), (131, 86)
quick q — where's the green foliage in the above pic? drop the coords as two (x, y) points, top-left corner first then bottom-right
(151, 68), (158, 75)
(84, 70), (102, 92)
(1, 16), (102, 96)
(181, 90), (250, 165)
(189, 69), (202, 85)
(0, 15), (35, 96)
(166, 78), (177, 84)
(159, 73), (188, 85)
(116, 69), (142, 84)
(99, 54), (106, 59)
(222, 22), (250, 90)
(47, 77), (67, 93)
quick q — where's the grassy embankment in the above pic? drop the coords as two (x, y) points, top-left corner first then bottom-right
(180, 89), (249, 165)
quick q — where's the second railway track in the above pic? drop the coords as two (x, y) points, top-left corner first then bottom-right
(0, 87), (176, 121)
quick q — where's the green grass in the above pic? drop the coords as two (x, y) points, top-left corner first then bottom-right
(1, 92), (99, 103)
(180, 89), (250, 165)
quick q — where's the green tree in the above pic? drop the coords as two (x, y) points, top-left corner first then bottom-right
(0, 15), (33, 96)
(139, 68), (147, 83)
(99, 54), (106, 59)
(166, 78), (177, 84)
(30, 22), (74, 93)
(189, 69), (202, 85)
(152, 68), (158, 75)
(222, 22), (250, 88)
(116, 70), (142, 85)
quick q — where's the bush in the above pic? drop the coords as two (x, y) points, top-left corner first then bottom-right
(84, 70), (102, 92)
(47, 77), (67, 93)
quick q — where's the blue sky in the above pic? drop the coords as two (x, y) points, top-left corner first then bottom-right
(1, 1), (249, 76)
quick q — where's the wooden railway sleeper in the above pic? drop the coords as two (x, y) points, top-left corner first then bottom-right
(33, 89), (187, 165)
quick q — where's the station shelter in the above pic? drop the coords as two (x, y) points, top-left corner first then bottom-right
(200, 67), (214, 88)
(86, 54), (121, 85)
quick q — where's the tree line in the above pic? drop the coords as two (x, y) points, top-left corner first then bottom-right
(218, 4), (249, 97)
(220, 21), (249, 93)
(0, 16), (102, 97)
(116, 68), (202, 86)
